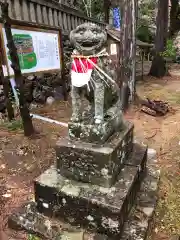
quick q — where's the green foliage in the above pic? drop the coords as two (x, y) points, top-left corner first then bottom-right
(28, 234), (40, 240)
(76, 0), (104, 20)
(90, 0), (104, 19)
(136, 25), (153, 43)
(161, 39), (177, 59)
(137, 0), (156, 43)
(2, 119), (23, 131)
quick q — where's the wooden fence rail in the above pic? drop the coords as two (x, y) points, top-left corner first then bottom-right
(0, 0), (106, 33)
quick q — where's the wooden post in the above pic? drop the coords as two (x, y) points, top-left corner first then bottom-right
(141, 50), (144, 81)
(131, 0), (137, 101)
(0, 66), (14, 120)
(119, 0), (137, 103)
(0, 29), (14, 120)
(0, 1), (35, 136)
(59, 29), (68, 101)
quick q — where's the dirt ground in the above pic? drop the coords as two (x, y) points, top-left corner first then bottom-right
(1, 67), (180, 239)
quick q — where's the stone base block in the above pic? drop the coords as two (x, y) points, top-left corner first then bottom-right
(34, 163), (140, 238)
(68, 114), (125, 144)
(121, 163), (160, 240)
(125, 143), (148, 174)
(8, 162), (160, 240)
(56, 122), (134, 187)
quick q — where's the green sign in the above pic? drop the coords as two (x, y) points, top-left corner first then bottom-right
(8, 34), (37, 70)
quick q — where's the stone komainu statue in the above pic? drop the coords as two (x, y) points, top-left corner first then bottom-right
(69, 23), (123, 142)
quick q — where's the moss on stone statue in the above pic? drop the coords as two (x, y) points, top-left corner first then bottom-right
(28, 234), (40, 240)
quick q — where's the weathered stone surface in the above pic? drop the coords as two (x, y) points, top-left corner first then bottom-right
(147, 148), (157, 161)
(68, 113), (122, 144)
(121, 164), (160, 240)
(69, 23), (122, 127)
(8, 202), (62, 239)
(34, 163), (140, 238)
(8, 200), (108, 240)
(56, 122), (134, 187)
(125, 143), (148, 174)
(8, 161), (159, 240)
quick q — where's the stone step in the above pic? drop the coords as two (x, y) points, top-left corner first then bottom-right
(9, 144), (147, 239)
(8, 163), (160, 240)
(125, 143), (147, 172)
(33, 143), (147, 238)
(121, 163), (160, 239)
(34, 164), (140, 238)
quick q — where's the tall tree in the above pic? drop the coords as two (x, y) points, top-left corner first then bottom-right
(169, 0), (180, 37)
(104, 0), (110, 23)
(0, 37), (14, 121)
(118, 0), (137, 104)
(1, 1), (35, 136)
(149, 0), (169, 77)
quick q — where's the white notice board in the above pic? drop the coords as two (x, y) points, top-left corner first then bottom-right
(0, 25), (62, 77)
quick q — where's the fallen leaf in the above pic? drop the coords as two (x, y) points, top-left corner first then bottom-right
(0, 164), (6, 169)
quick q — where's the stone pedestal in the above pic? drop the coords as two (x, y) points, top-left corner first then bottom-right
(9, 161), (160, 240)
(56, 122), (133, 187)
(8, 120), (157, 240)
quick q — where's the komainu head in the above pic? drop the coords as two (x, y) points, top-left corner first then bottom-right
(70, 23), (107, 56)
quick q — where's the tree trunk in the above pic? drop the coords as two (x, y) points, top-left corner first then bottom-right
(1, 2), (35, 136)
(0, 68), (14, 121)
(104, 0), (110, 23)
(149, 0), (169, 78)
(149, 54), (167, 77)
(119, 0), (137, 107)
(0, 40), (14, 121)
(169, 0), (179, 38)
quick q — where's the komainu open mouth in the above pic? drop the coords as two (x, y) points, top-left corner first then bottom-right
(77, 40), (100, 48)
(81, 42), (94, 47)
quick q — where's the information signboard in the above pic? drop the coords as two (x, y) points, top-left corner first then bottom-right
(0, 25), (62, 77)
